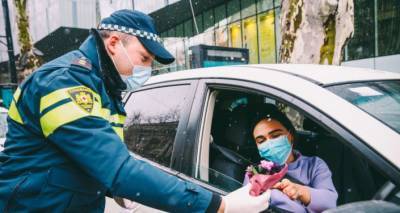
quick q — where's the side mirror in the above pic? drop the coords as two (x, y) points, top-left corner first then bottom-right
(323, 200), (400, 213)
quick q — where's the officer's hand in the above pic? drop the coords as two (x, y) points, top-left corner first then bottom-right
(220, 184), (271, 213)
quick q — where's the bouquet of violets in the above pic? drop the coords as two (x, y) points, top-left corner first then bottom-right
(246, 160), (288, 196)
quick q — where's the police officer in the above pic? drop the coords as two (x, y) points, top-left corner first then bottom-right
(0, 10), (271, 212)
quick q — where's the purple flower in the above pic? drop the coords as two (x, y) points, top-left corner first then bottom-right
(260, 160), (274, 171)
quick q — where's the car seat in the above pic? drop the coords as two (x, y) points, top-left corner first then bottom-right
(297, 118), (380, 205)
(210, 105), (260, 191)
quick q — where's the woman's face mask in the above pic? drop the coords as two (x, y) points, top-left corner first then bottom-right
(257, 135), (292, 165)
(253, 118), (293, 165)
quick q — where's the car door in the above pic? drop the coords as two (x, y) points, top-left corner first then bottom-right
(122, 78), (237, 193)
(105, 79), (227, 212)
(186, 78), (400, 210)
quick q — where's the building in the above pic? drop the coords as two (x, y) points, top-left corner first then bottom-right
(1, 0), (399, 82)
(150, 0), (400, 73)
(0, 0), (19, 82)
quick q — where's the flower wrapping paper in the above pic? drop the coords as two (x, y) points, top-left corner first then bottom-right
(248, 164), (288, 196)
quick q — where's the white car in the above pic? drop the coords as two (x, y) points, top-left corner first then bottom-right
(109, 64), (400, 212)
(0, 107), (8, 152)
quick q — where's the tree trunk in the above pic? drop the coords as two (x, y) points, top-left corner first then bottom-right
(14, 0), (41, 82)
(279, 0), (354, 65)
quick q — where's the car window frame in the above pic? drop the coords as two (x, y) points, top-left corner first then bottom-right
(189, 78), (400, 193)
(129, 152), (227, 196)
(123, 79), (199, 171)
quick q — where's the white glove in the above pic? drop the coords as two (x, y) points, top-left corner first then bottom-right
(222, 184), (271, 213)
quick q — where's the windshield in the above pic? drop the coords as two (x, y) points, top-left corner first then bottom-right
(327, 80), (400, 133)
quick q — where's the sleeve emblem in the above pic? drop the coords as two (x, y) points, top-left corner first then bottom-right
(68, 87), (94, 113)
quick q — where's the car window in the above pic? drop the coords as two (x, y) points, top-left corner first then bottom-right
(198, 165), (243, 192)
(387, 187), (400, 205)
(327, 80), (400, 133)
(124, 85), (190, 167)
(196, 87), (395, 206)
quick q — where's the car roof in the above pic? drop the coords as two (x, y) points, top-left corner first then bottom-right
(147, 64), (400, 86)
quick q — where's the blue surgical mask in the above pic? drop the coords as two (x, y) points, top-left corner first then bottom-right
(257, 135), (292, 165)
(120, 66), (152, 92)
(116, 40), (152, 92)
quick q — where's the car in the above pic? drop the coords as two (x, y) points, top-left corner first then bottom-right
(106, 64), (400, 212)
(0, 107), (8, 152)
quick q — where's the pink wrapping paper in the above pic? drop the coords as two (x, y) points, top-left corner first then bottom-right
(249, 164), (288, 196)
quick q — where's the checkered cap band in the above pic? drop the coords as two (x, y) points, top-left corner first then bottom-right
(98, 23), (162, 43)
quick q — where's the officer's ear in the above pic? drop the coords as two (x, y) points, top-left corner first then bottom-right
(105, 34), (121, 56)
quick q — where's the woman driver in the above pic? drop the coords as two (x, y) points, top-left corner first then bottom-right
(244, 103), (338, 213)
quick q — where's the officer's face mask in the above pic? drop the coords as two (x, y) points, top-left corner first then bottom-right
(257, 135), (292, 165)
(113, 40), (152, 92)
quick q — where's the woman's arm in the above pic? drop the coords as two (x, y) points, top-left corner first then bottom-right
(305, 157), (338, 212)
(273, 157), (338, 212)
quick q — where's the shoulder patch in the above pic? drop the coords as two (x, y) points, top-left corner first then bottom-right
(67, 87), (94, 113)
(71, 57), (92, 70)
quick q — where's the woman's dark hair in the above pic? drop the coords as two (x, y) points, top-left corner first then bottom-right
(249, 103), (296, 137)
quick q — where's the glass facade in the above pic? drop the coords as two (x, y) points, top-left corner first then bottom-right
(346, 0), (400, 60)
(229, 22), (242, 48)
(159, 0), (281, 64)
(347, 0), (375, 60)
(377, 0), (400, 56)
(242, 16), (258, 63)
(258, 10), (276, 63)
(158, 0), (399, 66)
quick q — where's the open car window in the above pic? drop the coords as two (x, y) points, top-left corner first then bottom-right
(194, 86), (396, 209)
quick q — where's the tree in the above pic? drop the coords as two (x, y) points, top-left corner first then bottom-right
(279, 0), (354, 65)
(14, 0), (41, 82)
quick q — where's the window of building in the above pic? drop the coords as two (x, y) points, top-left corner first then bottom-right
(257, 0), (274, 13)
(203, 29), (216, 46)
(167, 28), (176, 37)
(216, 26), (229, 47)
(176, 23), (184, 37)
(72, 0), (78, 27)
(203, 9), (215, 31)
(160, 31), (168, 38)
(242, 16), (259, 63)
(229, 21), (242, 48)
(274, 7), (281, 62)
(215, 4), (227, 27)
(258, 10), (276, 63)
(184, 19), (194, 37)
(124, 85), (191, 167)
(241, 0), (257, 19)
(377, 0), (400, 56)
(347, 0), (375, 60)
(227, 0), (241, 23)
(195, 14), (204, 34)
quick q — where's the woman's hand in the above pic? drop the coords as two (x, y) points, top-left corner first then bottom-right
(273, 178), (311, 205)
